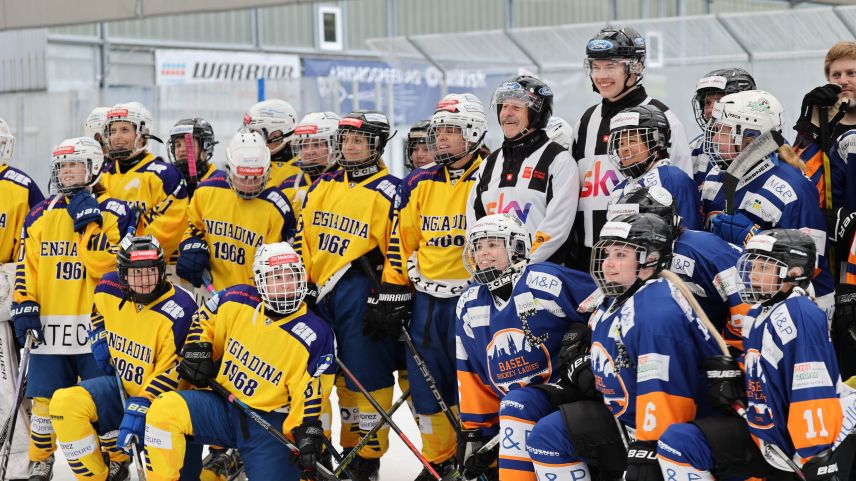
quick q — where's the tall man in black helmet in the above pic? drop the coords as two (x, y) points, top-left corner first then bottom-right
(570, 27), (691, 271)
(467, 75), (580, 264)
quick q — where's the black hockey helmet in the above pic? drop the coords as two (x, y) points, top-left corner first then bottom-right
(117, 235), (168, 305)
(334, 110), (392, 171)
(404, 119), (431, 169)
(692, 68), (756, 129)
(167, 118), (217, 178)
(591, 213), (674, 298)
(607, 104), (671, 179)
(490, 75), (554, 134)
(737, 228), (817, 305)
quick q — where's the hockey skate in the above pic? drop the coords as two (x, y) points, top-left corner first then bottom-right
(27, 455), (54, 481)
(201, 447), (243, 481)
(108, 459), (130, 481)
(413, 457), (455, 481)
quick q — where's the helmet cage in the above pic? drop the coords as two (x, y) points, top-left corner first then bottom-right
(463, 232), (528, 288)
(253, 252), (307, 315)
(590, 239), (654, 298)
(51, 139), (104, 195)
(334, 128), (384, 171)
(104, 105), (151, 160)
(607, 127), (662, 179)
(736, 252), (791, 305)
(117, 235), (167, 305)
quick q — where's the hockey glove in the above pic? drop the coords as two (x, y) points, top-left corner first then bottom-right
(625, 441), (663, 481)
(710, 213), (761, 246)
(834, 284), (856, 344)
(803, 435), (856, 481)
(88, 328), (114, 375)
(118, 396), (150, 454)
(67, 189), (103, 234)
(795, 84), (843, 143)
(459, 429), (499, 480)
(703, 355), (745, 416)
(304, 283), (319, 310)
(291, 419), (324, 473)
(364, 283), (412, 341)
(825, 207), (856, 254)
(558, 323), (592, 371)
(176, 237), (210, 287)
(11, 301), (43, 344)
(178, 342), (216, 388)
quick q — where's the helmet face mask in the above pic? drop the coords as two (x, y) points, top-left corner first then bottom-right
(167, 118), (216, 179)
(463, 214), (531, 290)
(607, 106), (670, 178)
(692, 68), (757, 130)
(253, 243), (307, 315)
(104, 103), (153, 161)
(585, 27), (646, 96)
(226, 131), (271, 199)
(703, 90), (783, 170)
(736, 230), (816, 305)
(591, 214), (673, 298)
(118, 235), (167, 305)
(51, 137), (105, 195)
(334, 111), (391, 172)
(490, 76), (554, 136)
(294, 112), (340, 176)
(429, 94), (487, 166)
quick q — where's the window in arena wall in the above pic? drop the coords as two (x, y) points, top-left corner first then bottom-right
(318, 6), (343, 51)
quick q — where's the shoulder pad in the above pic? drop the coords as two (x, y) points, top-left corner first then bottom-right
(219, 284), (263, 310)
(1, 166), (36, 189)
(365, 176), (400, 203)
(260, 188), (294, 219)
(95, 271), (126, 298)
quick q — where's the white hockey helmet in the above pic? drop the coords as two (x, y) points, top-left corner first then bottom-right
(0, 118), (14, 163)
(84, 107), (110, 144)
(545, 116), (573, 150)
(428, 93), (487, 165)
(51, 136), (105, 195)
(252, 242), (307, 315)
(104, 102), (154, 160)
(703, 90), (783, 170)
(226, 130), (271, 199)
(463, 213), (532, 291)
(294, 111), (340, 176)
(243, 99), (298, 156)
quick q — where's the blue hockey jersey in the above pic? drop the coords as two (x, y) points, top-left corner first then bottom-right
(609, 160), (702, 231)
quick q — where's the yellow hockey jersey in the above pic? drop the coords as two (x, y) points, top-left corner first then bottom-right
(184, 176), (297, 291)
(278, 171), (314, 220)
(269, 155), (303, 189)
(100, 152), (189, 259)
(0, 164), (44, 263)
(294, 169), (399, 290)
(186, 285), (335, 432)
(383, 159), (481, 297)
(91, 272), (196, 400)
(14, 194), (134, 354)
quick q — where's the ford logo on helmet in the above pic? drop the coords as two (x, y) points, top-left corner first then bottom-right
(587, 39), (614, 51)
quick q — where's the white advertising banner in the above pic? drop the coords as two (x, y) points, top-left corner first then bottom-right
(155, 49), (301, 85)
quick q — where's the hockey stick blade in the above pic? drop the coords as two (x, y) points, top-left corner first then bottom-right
(723, 130), (785, 214)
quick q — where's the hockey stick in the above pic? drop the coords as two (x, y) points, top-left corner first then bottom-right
(334, 388), (411, 476)
(0, 332), (36, 481)
(112, 369), (147, 481)
(336, 358), (447, 481)
(445, 434), (500, 481)
(355, 256), (463, 437)
(659, 270), (806, 480)
(185, 133), (198, 187)
(208, 380), (340, 481)
(722, 130), (786, 214)
(200, 271), (219, 304)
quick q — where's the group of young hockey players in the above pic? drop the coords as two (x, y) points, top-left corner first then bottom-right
(0, 24), (855, 481)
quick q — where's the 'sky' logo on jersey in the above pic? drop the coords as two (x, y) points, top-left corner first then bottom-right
(581, 160), (620, 198)
(486, 193), (532, 222)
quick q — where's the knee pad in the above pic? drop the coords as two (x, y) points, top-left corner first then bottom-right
(50, 387), (106, 480)
(417, 409), (458, 464)
(354, 386), (393, 460)
(559, 401), (626, 476)
(145, 392), (193, 481)
(30, 397), (56, 461)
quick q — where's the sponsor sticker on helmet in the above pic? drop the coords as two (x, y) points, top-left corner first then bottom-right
(339, 118), (363, 128)
(107, 108), (129, 119)
(269, 253), (299, 266)
(747, 97), (771, 113)
(600, 221), (632, 239)
(648, 185), (674, 206)
(52, 145), (76, 156)
(501, 81), (522, 91)
(170, 125), (195, 136)
(537, 86), (553, 97)
(130, 249), (159, 261)
(243, 114), (253, 125)
(610, 112), (641, 130)
(236, 166), (265, 176)
(363, 113), (389, 124)
(294, 125), (319, 135)
(607, 203), (640, 220)
(746, 234), (776, 252)
(696, 75), (728, 91)
(587, 39), (614, 51)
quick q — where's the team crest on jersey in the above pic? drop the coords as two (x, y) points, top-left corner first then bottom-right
(591, 342), (629, 417)
(485, 328), (551, 394)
